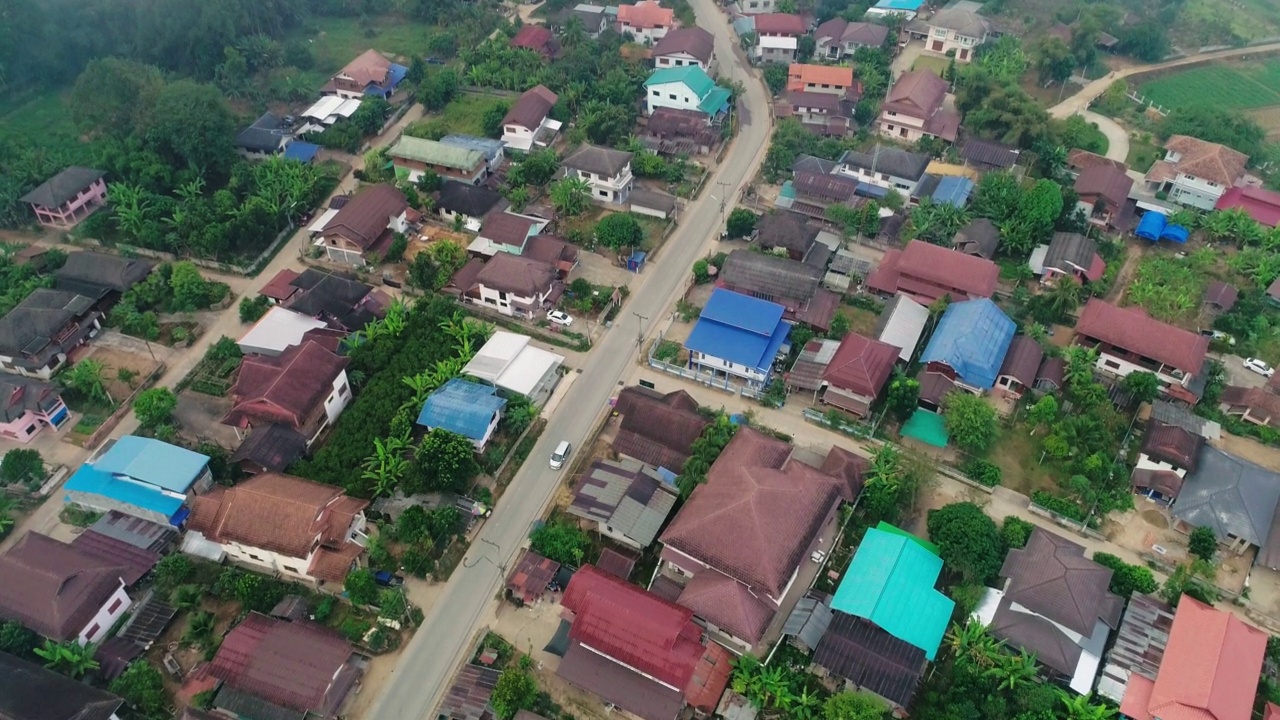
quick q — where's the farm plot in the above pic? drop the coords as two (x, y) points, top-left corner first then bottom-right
(1138, 59), (1280, 112)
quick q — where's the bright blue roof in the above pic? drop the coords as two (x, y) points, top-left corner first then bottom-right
(874, 0), (924, 9)
(920, 298), (1015, 390)
(283, 142), (320, 162)
(94, 436), (209, 493)
(1136, 211), (1166, 241)
(416, 378), (507, 440)
(64, 464), (185, 519)
(932, 176), (974, 208)
(685, 289), (791, 372)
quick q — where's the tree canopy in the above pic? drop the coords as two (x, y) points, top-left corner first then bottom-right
(927, 502), (1005, 584)
(941, 392), (999, 454)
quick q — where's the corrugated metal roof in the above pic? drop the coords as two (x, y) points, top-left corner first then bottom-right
(63, 465), (185, 518)
(919, 298), (1015, 390)
(94, 436), (209, 492)
(782, 590), (834, 649)
(415, 378), (507, 441)
(685, 289), (790, 372)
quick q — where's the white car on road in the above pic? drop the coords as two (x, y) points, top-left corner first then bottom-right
(547, 310), (573, 326)
(1244, 357), (1275, 378)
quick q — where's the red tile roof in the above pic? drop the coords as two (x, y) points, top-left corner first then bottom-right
(753, 12), (806, 35)
(562, 565), (703, 689)
(1215, 186), (1280, 227)
(336, 49), (391, 87)
(676, 571), (775, 643)
(1164, 135), (1248, 187)
(660, 428), (842, 597)
(209, 612), (356, 714)
(867, 241), (998, 302)
(618, 0), (675, 29)
(1067, 148), (1126, 173)
(1121, 597), (1267, 720)
(260, 269), (301, 302)
(1075, 299), (1209, 375)
(223, 336), (349, 431)
(1075, 164), (1133, 207)
(822, 332), (900, 398)
(510, 25), (558, 55)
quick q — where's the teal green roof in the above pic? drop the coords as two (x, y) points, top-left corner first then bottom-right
(876, 521), (940, 555)
(646, 66), (716, 96)
(698, 85), (732, 115)
(831, 526), (954, 660)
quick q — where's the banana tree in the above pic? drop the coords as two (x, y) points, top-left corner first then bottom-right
(987, 649), (1039, 691)
(34, 640), (99, 678)
(1060, 692), (1118, 720)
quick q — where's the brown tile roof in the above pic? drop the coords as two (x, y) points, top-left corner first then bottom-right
(917, 371), (955, 405)
(989, 596), (1087, 677)
(510, 25), (560, 56)
(1141, 420), (1203, 470)
(506, 549), (560, 602)
(1067, 148), (1126, 173)
(188, 473), (367, 577)
(651, 27), (715, 63)
(208, 612), (356, 714)
(753, 12), (806, 35)
(999, 528), (1120, 637)
(0, 533), (133, 641)
(1164, 135), (1249, 187)
(474, 253), (557, 298)
(260, 268), (301, 302)
(821, 446), (869, 503)
(558, 640), (684, 720)
(612, 386), (710, 473)
(660, 428), (842, 597)
(1075, 299), (1209, 375)
(321, 184), (407, 251)
(479, 212), (541, 248)
(868, 241), (998, 301)
(1131, 468), (1185, 499)
(1075, 164), (1133, 207)
(756, 210), (818, 255)
(502, 85), (558, 130)
(1220, 385), (1280, 426)
(997, 336), (1044, 388)
(822, 333), (900, 399)
(336, 49), (391, 87)
(223, 336), (350, 431)
(677, 571), (775, 643)
(882, 70), (946, 119)
(952, 217), (1000, 259)
(1203, 281), (1239, 311)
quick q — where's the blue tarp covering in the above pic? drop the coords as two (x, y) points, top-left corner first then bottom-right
(64, 465), (185, 518)
(168, 506), (191, 527)
(1160, 224), (1190, 243)
(416, 377), (507, 441)
(920, 298), (1015, 390)
(856, 182), (889, 199)
(283, 141), (320, 163)
(1136, 211), (1166, 241)
(932, 176), (974, 208)
(685, 289), (791, 373)
(95, 436), (209, 493)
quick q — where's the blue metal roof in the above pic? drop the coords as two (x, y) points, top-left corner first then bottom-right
(932, 176), (974, 208)
(416, 378), (508, 441)
(856, 182), (888, 199)
(283, 141), (320, 163)
(874, 0), (924, 9)
(920, 298), (1015, 390)
(63, 465), (185, 518)
(94, 436), (209, 493)
(684, 289), (791, 372)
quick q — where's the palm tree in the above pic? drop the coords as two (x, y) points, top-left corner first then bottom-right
(790, 687), (821, 720)
(1060, 692), (1118, 720)
(561, 16), (587, 47)
(34, 640), (99, 678)
(1045, 277), (1084, 319)
(550, 177), (592, 217)
(1200, 209), (1241, 244)
(61, 360), (113, 408)
(184, 611), (216, 648)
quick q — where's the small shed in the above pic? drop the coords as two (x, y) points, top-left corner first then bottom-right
(626, 250), (648, 272)
(630, 187), (677, 219)
(1203, 281), (1238, 313)
(506, 549), (561, 604)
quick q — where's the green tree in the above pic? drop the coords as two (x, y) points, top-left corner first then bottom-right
(69, 58), (164, 139)
(34, 639), (99, 678)
(0, 621), (38, 658)
(1000, 179), (1063, 256)
(418, 67), (460, 111)
(1001, 516), (1035, 549)
(1033, 36), (1075, 85)
(1160, 560), (1220, 606)
(971, 171), (1023, 224)
(0, 448), (43, 486)
(828, 311), (852, 339)
(345, 568), (380, 606)
(1119, 371), (1161, 404)
(62, 359), (113, 407)
(133, 387), (177, 429)
(884, 372), (920, 421)
(1093, 552), (1159, 598)
(1160, 106), (1267, 159)
(594, 212), (644, 250)
(1061, 692), (1119, 720)
(170, 261), (222, 310)
(1188, 526), (1217, 562)
(110, 661), (170, 720)
(942, 392), (999, 454)
(549, 177), (592, 217)
(410, 429), (481, 494)
(530, 518), (591, 566)
(146, 80), (237, 178)
(482, 101), (512, 138)
(927, 502), (1005, 583)
(153, 554), (194, 594)
(1120, 21), (1169, 62)
(726, 207), (758, 238)
(491, 664), (538, 720)
(1027, 394), (1058, 431)
(238, 295), (270, 323)
(823, 691), (887, 720)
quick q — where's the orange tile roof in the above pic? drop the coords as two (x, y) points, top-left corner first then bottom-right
(1164, 135), (1249, 187)
(786, 63), (855, 92)
(618, 0), (674, 29)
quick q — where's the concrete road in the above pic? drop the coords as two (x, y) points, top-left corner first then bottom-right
(364, 0), (775, 717)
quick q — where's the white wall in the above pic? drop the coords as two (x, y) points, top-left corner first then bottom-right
(655, 53), (712, 73)
(503, 124), (536, 152)
(440, 207), (485, 232)
(1135, 452), (1187, 476)
(835, 164), (919, 195)
(621, 24), (669, 44)
(1169, 174), (1225, 210)
(1094, 352), (1187, 388)
(476, 285), (544, 318)
(78, 584), (131, 645)
(646, 81), (702, 115)
(323, 370), (353, 425)
(688, 350), (768, 385)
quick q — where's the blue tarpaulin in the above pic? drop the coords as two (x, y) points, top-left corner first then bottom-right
(1135, 211), (1189, 243)
(1160, 224), (1190, 243)
(283, 141), (320, 163)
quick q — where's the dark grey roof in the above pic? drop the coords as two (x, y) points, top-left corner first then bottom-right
(912, 174), (941, 201)
(812, 611), (926, 708)
(629, 187), (676, 213)
(0, 651), (123, 720)
(562, 145), (633, 178)
(55, 251), (155, 299)
(558, 641), (684, 720)
(839, 145), (930, 182)
(0, 289), (98, 365)
(1151, 400), (1218, 440)
(783, 590), (833, 650)
(230, 423), (310, 473)
(952, 218), (1000, 259)
(286, 270), (380, 330)
(0, 375), (61, 423)
(83, 511), (177, 553)
(1174, 446), (1280, 547)
(756, 210), (818, 254)
(721, 248), (822, 302)
(20, 167), (105, 208)
(437, 181), (504, 218)
(989, 596), (1085, 677)
(215, 686), (305, 720)
(960, 138), (1019, 169)
(1000, 528), (1120, 637)
(791, 154), (838, 175)
(235, 112), (291, 153)
(567, 461), (678, 548)
(1043, 232), (1098, 273)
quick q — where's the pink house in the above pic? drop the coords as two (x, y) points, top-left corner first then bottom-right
(21, 167), (108, 229)
(0, 376), (69, 443)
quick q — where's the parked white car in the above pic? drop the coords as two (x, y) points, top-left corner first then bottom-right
(547, 309), (573, 326)
(1244, 357), (1275, 378)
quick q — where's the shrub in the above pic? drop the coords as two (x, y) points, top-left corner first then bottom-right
(133, 388), (177, 429)
(339, 618), (371, 643)
(1093, 552), (1159, 598)
(345, 568), (379, 606)
(530, 519), (591, 567)
(1000, 516), (1034, 549)
(1188, 526), (1217, 562)
(960, 458), (1001, 487)
(0, 449), (44, 487)
(239, 295), (271, 323)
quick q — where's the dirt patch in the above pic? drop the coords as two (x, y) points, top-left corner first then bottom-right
(987, 430), (1059, 496)
(1140, 509), (1169, 528)
(1248, 106), (1280, 140)
(1216, 432), (1280, 470)
(79, 345), (163, 405)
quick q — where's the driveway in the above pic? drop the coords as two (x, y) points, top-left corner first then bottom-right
(892, 40), (927, 79)
(1219, 353), (1271, 389)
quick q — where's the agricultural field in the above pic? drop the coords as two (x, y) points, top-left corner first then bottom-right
(1138, 58), (1280, 113)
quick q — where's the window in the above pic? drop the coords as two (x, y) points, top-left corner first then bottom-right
(934, 28), (947, 37)
(1104, 359), (1121, 370)
(498, 291), (508, 301)
(337, 382), (350, 397)
(248, 552), (262, 560)
(84, 624), (101, 641)
(25, 424), (37, 435)
(108, 598), (123, 614)
(669, 93), (677, 100)
(598, 189), (609, 197)
(283, 565), (301, 573)
(651, 89), (660, 97)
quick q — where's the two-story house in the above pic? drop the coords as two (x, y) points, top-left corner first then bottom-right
(876, 70), (961, 143)
(1131, 420), (1203, 506)
(644, 65), (732, 119)
(0, 376), (68, 443)
(0, 289), (101, 379)
(684, 289), (791, 390)
(617, 0), (676, 44)
(501, 85), (562, 152)
(786, 63), (857, 96)
(1074, 298), (1210, 395)
(20, 167), (108, 229)
(314, 184), (409, 265)
(185, 472), (369, 586)
(924, 8), (995, 62)
(223, 331), (353, 446)
(1074, 163), (1133, 230)
(835, 145), (931, 196)
(63, 435), (213, 526)
(868, 240), (999, 304)
(562, 145), (634, 204)
(820, 333), (902, 416)
(814, 19), (890, 60)
(322, 49), (407, 100)
(651, 27), (716, 74)
(388, 136), (488, 186)
(753, 13), (807, 63)
(1144, 135), (1248, 210)
(472, 211), (549, 256)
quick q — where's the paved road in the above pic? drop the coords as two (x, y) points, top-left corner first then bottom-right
(365, 1), (775, 717)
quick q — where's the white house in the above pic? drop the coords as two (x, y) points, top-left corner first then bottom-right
(924, 8), (995, 62)
(1144, 135), (1248, 210)
(468, 253), (560, 319)
(651, 27), (716, 74)
(835, 145), (932, 196)
(644, 65), (732, 118)
(501, 85), (562, 152)
(561, 145), (635, 204)
(617, 0), (676, 44)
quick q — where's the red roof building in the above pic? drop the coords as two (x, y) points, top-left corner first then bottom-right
(1074, 299), (1209, 390)
(509, 25), (560, 58)
(866, 239), (999, 304)
(558, 565), (730, 720)
(1215, 186), (1280, 227)
(753, 13), (806, 36)
(223, 332), (351, 444)
(1119, 597), (1266, 720)
(821, 333), (901, 416)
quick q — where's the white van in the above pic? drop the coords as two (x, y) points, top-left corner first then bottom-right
(550, 441), (572, 470)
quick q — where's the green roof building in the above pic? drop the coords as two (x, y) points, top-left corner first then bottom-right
(831, 525), (954, 660)
(644, 66), (732, 117)
(387, 136), (486, 184)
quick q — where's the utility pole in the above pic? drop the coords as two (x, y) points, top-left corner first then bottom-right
(632, 311), (649, 361)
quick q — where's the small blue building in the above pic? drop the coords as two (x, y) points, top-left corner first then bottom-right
(416, 378), (508, 449)
(920, 298), (1015, 392)
(63, 436), (212, 526)
(684, 289), (791, 389)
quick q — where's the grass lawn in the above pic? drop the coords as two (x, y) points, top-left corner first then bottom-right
(0, 88), (91, 159)
(988, 429), (1058, 496)
(407, 92), (511, 139)
(840, 307), (878, 336)
(300, 16), (444, 76)
(1138, 58), (1280, 112)
(1126, 135), (1162, 173)
(911, 55), (951, 76)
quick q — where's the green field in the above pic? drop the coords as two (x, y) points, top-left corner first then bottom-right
(1139, 59), (1280, 112)
(303, 16), (444, 76)
(407, 91), (513, 139)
